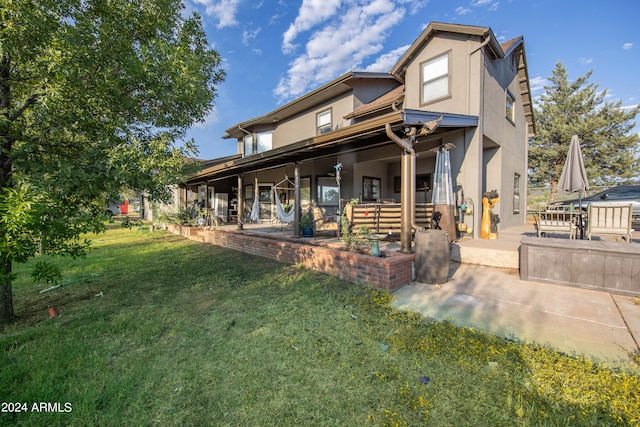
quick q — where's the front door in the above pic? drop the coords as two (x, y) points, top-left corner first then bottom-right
(258, 184), (273, 222)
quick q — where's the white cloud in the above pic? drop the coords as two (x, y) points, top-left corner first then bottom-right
(470, 0), (499, 11)
(363, 45), (410, 72)
(621, 103), (639, 111)
(623, 43), (633, 50)
(579, 57), (593, 65)
(282, 0), (342, 54)
(242, 27), (261, 46)
(398, 0), (428, 15)
(275, 0), (406, 102)
(192, 0), (240, 28)
(529, 76), (547, 93)
(456, 6), (471, 15)
(193, 107), (220, 129)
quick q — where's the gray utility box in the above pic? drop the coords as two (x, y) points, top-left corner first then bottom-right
(414, 230), (450, 284)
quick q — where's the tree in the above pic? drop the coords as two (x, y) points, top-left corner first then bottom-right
(528, 62), (639, 201)
(0, 0), (225, 324)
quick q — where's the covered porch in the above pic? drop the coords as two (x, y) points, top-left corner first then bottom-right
(182, 109), (494, 253)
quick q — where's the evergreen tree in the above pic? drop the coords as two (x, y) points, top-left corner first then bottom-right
(529, 62), (639, 201)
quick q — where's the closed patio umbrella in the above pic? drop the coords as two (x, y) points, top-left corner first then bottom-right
(431, 146), (456, 237)
(431, 147), (455, 205)
(557, 135), (589, 236)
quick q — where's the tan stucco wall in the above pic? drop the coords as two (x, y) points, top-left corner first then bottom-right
(269, 93), (354, 148)
(402, 35), (480, 115)
(400, 32), (529, 235)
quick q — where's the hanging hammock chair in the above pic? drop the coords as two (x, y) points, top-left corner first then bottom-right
(274, 188), (295, 223)
(249, 184), (260, 222)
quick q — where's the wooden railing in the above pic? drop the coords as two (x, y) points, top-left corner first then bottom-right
(345, 203), (435, 234)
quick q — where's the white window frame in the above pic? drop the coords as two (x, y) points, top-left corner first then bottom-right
(243, 134), (254, 157)
(256, 132), (272, 153)
(506, 89), (516, 124)
(513, 173), (521, 214)
(317, 108), (332, 135)
(421, 51), (451, 105)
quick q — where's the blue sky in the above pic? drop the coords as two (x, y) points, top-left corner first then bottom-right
(182, 0), (640, 160)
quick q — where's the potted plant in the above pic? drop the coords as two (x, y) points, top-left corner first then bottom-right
(300, 210), (314, 237)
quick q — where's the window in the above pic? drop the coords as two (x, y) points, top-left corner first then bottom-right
(317, 109), (332, 135)
(394, 174), (431, 194)
(362, 177), (381, 201)
(317, 176), (339, 206)
(513, 173), (521, 214)
(243, 134), (254, 157)
(244, 184), (254, 201)
(300, 177), (311, 206)
(421, 52), (450, 104)
(244, 132), (272, 156)
(257, 132), (272, 153)
(506, 90), (516, 123)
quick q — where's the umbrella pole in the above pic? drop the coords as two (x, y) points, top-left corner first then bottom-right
(578, 192), (583, 239)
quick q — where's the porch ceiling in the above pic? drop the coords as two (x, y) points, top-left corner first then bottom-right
(186, 110), (478, 185)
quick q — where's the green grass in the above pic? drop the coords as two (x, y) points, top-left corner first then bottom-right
(1, 225), (639, 426)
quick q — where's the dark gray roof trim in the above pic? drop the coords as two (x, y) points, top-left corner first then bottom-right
(402, 110), (479, 127)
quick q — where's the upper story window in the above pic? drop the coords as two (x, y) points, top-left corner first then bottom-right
(506, 90), (516, 123)
(317, 109), (332, 135)
(243, 132), (272, 157)
(421, 51), (450, 105)
(243, 134), (254, 157)
(257, 132), (272, 153)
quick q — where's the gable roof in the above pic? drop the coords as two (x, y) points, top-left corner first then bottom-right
(500, 36), (535, 136)
(389, 21), (534, 136)
(344, 85), (404, 120)
(390, 22), (503, 78)
(223, 71), (400, 139)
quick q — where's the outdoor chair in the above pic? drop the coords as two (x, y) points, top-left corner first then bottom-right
(586, 203), (634, 242)
(536, 204), (576, 239)
(312, 206), (339, 236)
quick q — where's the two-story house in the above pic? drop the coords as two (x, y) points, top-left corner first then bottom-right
(183, 22), (535, 246)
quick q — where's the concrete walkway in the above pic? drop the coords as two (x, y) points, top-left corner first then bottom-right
(393, 262), (640, 366)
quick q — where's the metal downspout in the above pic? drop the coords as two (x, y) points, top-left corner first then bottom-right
(385, 123), (421, 253)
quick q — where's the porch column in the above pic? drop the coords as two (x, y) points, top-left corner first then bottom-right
(294, 161), (301, 237)
(183, 186), (188, 211)
(237, 175), (244, 230)
(400, 150), (412, 253)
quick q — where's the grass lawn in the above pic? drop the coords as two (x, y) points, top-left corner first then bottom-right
(1, 224), (639, 426)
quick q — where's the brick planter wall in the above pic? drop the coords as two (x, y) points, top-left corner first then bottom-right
(167, 225), (414, 290)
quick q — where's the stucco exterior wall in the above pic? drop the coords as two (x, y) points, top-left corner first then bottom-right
(402, 35), (482, 115)
(481, 51), (528, 230)
(265, 93), (354, 149)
